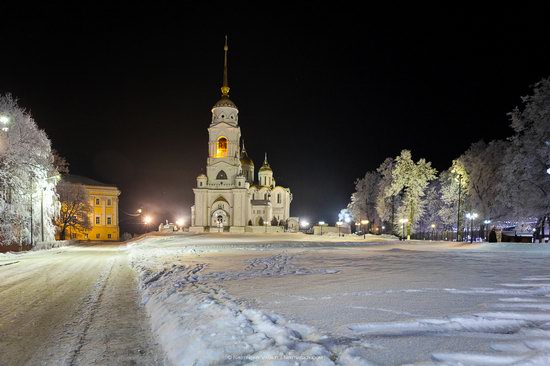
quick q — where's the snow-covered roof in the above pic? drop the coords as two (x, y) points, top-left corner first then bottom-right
(63, 174), (118, 188)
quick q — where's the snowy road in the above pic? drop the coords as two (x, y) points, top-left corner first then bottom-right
(0, 244), (162, 366)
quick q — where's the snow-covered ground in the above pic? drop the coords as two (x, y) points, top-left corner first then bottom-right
(0, 244), (163, 365)
(129, 233), (550, 365)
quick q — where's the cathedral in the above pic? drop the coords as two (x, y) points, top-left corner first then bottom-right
(190, 39), (293, 232)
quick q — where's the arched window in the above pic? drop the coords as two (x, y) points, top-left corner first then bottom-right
(216, 170), (228, 180)
(216, 137), (228, 157)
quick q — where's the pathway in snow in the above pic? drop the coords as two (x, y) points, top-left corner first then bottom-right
(0, 245), (163, 366)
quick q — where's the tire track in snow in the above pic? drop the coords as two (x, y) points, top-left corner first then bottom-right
(66, 258), (115, 366)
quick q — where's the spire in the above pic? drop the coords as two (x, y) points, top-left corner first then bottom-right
(264, 152), (268, 165)
(221, 35), (230, 97)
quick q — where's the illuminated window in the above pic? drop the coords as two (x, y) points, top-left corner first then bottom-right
(107, 217), (112, 225)
(108, 234), (112, 239)
(107, 199), (111, 206)
(95, 198), (100, 205)
(96, 216), (100, 225)
(216, 137), (228, 157)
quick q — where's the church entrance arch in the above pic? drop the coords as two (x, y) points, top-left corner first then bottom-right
(211, 209), (229, 228)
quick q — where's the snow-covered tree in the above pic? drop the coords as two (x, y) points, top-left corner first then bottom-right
(0, 94), (60, 245)
(376, 158), (399, 233)
(54, 181), (92, 240)
(417, 180), (444, 235)
(348, 171), (380, 225)
(387, 150), (437, 237)
(505, 77), (550, 239)
(438, 160), (469, 239)
(459, 140), (509, 222)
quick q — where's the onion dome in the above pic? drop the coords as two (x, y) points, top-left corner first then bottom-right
(259, 153), (272, 172)
(240, 142), (254, 166)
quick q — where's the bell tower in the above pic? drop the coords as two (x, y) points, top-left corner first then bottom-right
(206, 36), (242, 186)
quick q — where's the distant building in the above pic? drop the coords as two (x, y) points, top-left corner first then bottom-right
(190, 39), (293, 232)
(63, 175), (121, 241)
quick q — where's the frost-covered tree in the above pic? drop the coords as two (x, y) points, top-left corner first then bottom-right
(438, 160), (469, 239)
(417, 180), (444, 236)
(387, 150), (437, 237)
(459, 140), (509, 222)
(0, 94), (60, 246)
(348, 171), (380, 225)
(505, 78), (550, 238)
(54, 181), (92, 240)
(376, 158), (399, 233)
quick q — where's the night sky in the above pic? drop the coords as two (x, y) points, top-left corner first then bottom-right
(2, 5), (550, 232)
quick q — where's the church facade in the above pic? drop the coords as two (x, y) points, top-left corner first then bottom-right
(190, 39), (293, 232)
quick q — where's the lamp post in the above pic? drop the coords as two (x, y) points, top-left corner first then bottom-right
(318, 221), (325, 235)
(336, 221), (343, 237)
(264, 220), (268, 233)
(483, 219), (491, 241)
(456, 173), (463, 242)
(144, 215), (153, 233)
(361, 219), (369, 239)
(465, 212), (478, 243)
(431, 224), (436, 241)
(400, 218), (408, 240)
(300, 220), (309, 233)
(176, 218), (185, 231)
(0, 115), (9, 132)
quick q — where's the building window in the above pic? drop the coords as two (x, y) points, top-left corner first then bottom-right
(108, 234), (112, 239)
(216, 137), (228, 157)
(199, 182), (203, 187)
(216, 170), (228, 180)
(107, 217), (112, 225)
(277, 193), (281, 204)
(95, 198), (100, 205)
(264, 193), (267, 200)
(96, 233), (100, 239)
(238, 181), (241, 186)
(95, 216), (100, 225)
(107, 199), (112, 206)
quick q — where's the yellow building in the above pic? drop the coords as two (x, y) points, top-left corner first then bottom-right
(64, 175), (121, 241)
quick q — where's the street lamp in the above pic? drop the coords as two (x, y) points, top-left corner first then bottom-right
(0, 115), (9, 132)
(430, 223), (436, 241)
(176, 218), (184, 230)
(400, 218), (408, 240)
(144, 215), (153, 232)
(361, 219), (369, 239)
(264, 220), (268, 233)
(318, 221), (325, 235)
(336, 221), (343, 237)
(483, 219), (491, 241)
(300, 220), (309, 233)
(456, 173), (463, 242)
(465, 212), (478, 243)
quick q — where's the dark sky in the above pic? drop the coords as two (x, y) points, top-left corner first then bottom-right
(2, 5), (550, 231)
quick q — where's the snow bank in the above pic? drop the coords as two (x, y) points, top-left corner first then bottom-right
(32, 240), (73, 251)
(130, 248), (360, 365)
